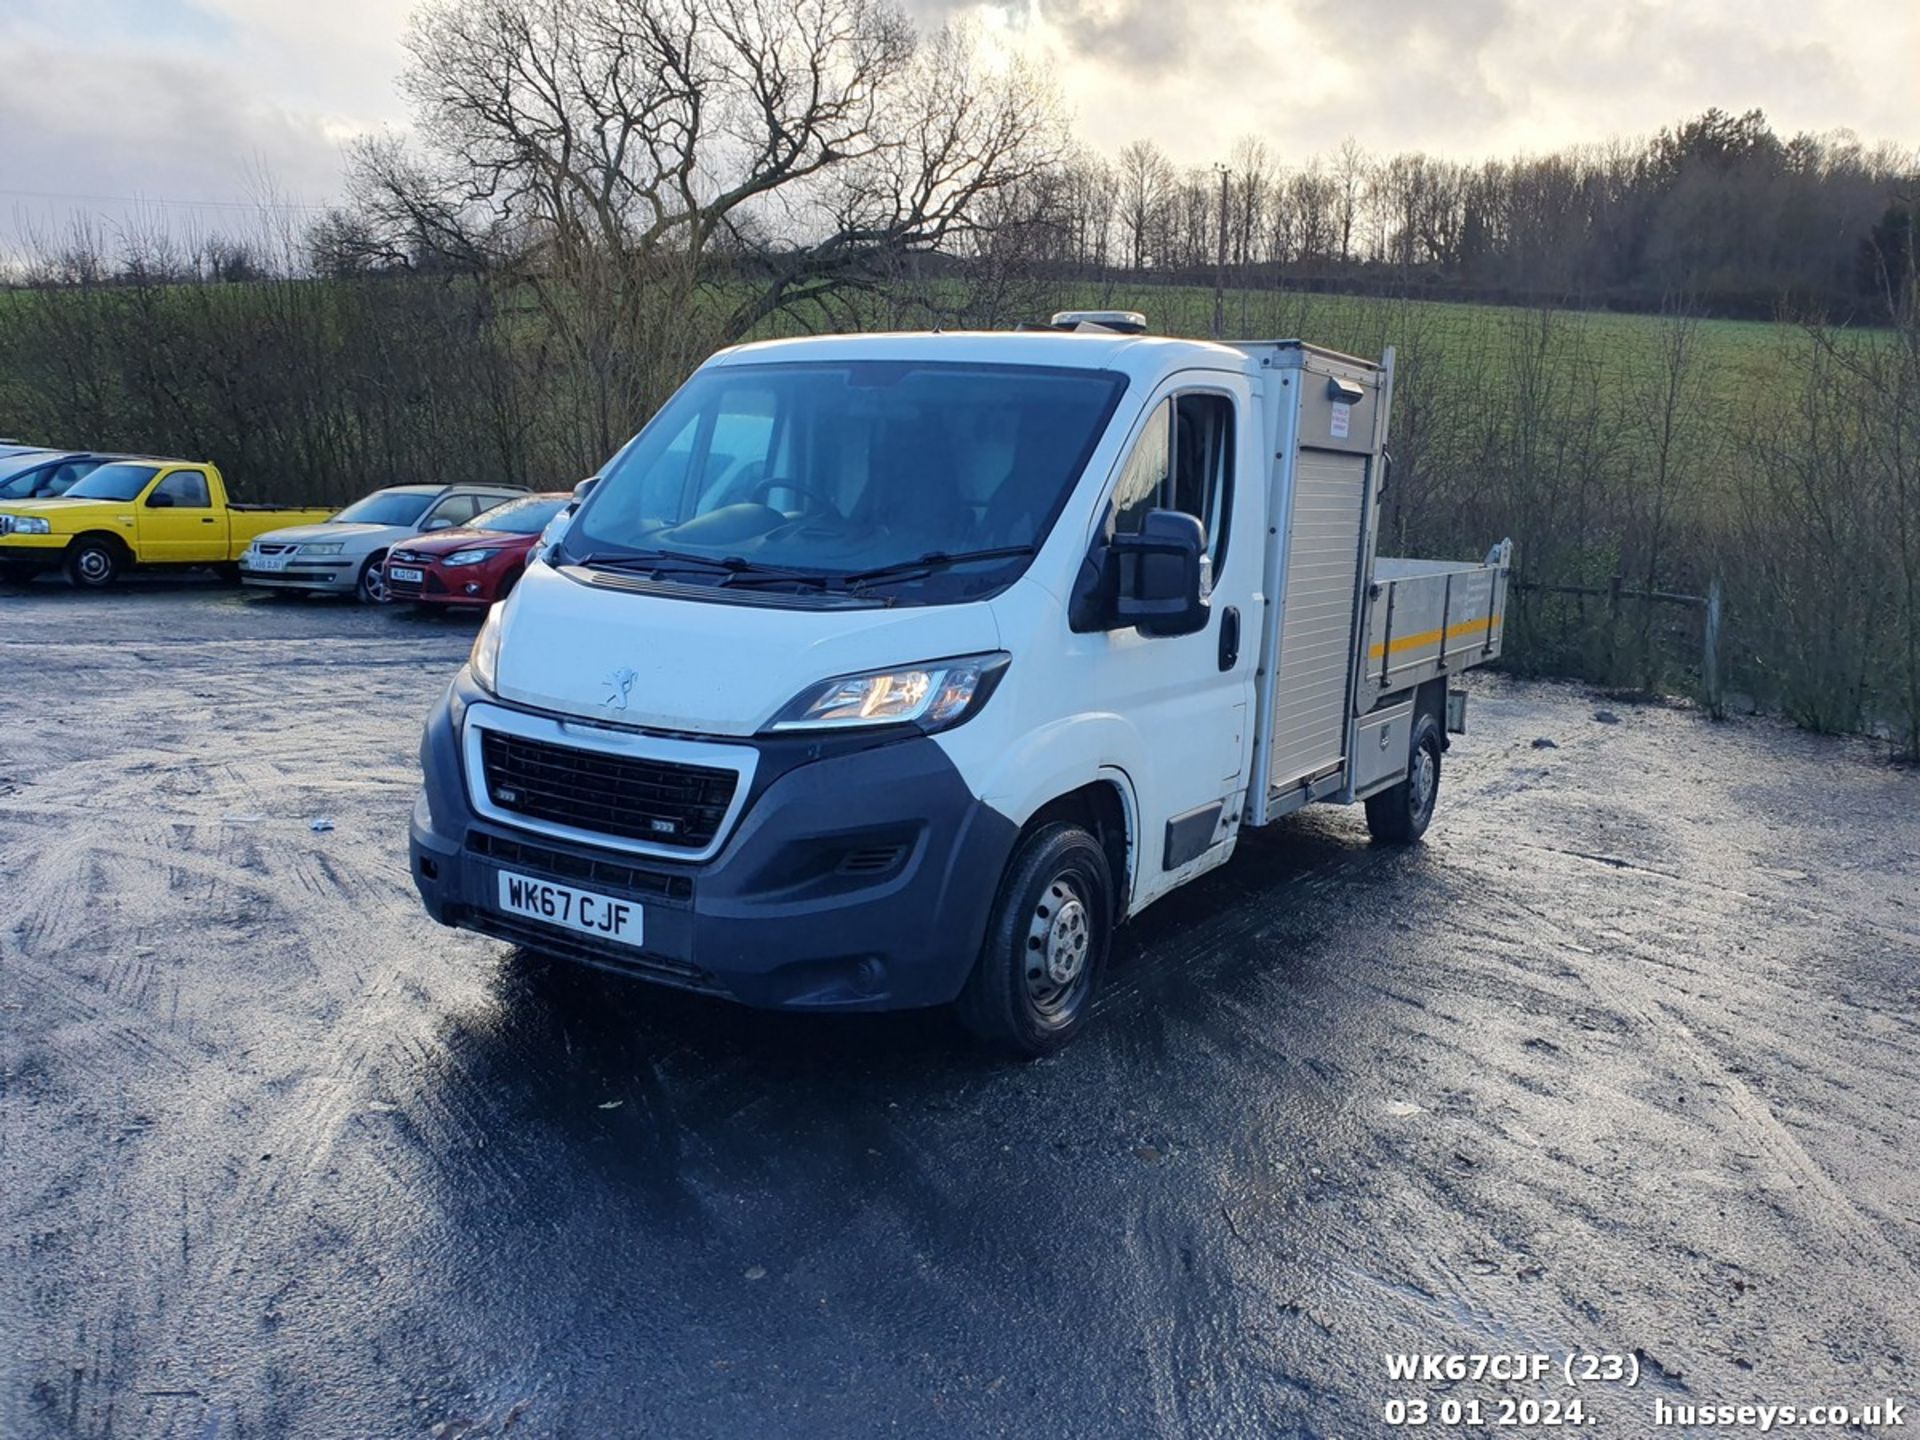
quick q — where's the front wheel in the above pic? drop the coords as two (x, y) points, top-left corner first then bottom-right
(956, 822), (1113, 1057)
(356, 552), (390, 604)
(1366, 712), (1442, 844)
(65, 538), (123, 589)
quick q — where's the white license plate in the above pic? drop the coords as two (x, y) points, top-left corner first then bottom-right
(495, 869), (643, 948)
(389, 566), (424, 583)
(252, 552), (290, 572)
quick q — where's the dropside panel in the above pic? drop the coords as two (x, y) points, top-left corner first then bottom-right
(1361, 543), (1511, 703)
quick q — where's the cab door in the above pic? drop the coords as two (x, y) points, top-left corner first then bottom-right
(136, 468), (223, 562)
(1069, 371), (1264, 908)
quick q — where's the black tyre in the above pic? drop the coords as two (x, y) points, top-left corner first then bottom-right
(1366, 711), (1442, 844)
(356, 552), (390, 604)
(956, 822), (1113, 1057)
(65, 537), (123, 589)
(211, 562), (242, 585)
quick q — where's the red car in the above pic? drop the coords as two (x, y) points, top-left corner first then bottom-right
(384, 492), (572, 608)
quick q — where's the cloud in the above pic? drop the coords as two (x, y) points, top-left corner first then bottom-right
(932, 0), (1917, 169)
(0, 0), (407, 258)
(1, 0), (1913, 262)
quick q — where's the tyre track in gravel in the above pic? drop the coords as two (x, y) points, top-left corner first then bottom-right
(4, 590), (1917, 1439)
(2, 593), (484, 1438)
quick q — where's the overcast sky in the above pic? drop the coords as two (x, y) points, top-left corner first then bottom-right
(2, 0), (1916, 253)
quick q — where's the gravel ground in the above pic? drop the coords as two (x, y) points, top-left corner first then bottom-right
(1, 580), (1916, 1440)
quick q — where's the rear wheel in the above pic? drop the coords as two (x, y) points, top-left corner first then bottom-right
(357, 552), (390, 604)
(956, 822), (1113, 1057)
(1365, 712), (1442, 844)
(65, 537), (123, 589)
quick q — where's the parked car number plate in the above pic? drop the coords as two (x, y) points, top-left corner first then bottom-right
(495, 869), (643, 948)
(388, 566), (425, 583)
(252, 552), (290, 572)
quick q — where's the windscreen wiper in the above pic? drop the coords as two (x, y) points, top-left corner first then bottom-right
(842, 546), (1037, 590)
(572, 549), (835, 589)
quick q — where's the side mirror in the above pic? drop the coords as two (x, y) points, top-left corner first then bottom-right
(147, 491), (174, 508)
(422, 517), (454, 531)
(574, 476), (599, 501)
(1111, 509), (1210, 637)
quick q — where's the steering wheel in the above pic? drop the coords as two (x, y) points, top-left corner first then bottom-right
(747, 476), (841, 517)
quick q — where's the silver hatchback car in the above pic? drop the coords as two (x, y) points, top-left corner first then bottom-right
(241, 483), (526, 602)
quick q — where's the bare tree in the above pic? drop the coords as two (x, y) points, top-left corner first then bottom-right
(1334, 136), (1369, 264)
(347, 0), (1064, 456)
(1116, 139), (1172, 271)
(1227, 135), (1270, 266)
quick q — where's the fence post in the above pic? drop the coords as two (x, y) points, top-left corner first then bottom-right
(1603, 574), (1623, 682)
(1703, 578), (1724, 719)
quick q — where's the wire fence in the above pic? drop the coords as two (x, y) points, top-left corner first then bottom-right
(1505, 576), (1725, 717)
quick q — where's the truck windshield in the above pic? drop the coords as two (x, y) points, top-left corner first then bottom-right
(332, 491), (434, 526)
(64, 463), (161, 501)
(563, 361), (1127, 600)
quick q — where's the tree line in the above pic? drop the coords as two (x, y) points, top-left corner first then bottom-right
(991, 110), (1914, 321)
(0, 0), (1916, 757)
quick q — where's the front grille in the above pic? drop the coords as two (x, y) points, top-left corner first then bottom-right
(462, 908), (725, 995)
(479, 730), (738, 850)
(468, 830), (693, 902)
(255, 543), (297, 556)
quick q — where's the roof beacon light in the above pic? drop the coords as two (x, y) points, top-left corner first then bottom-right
(1049, 310), (1148, 335)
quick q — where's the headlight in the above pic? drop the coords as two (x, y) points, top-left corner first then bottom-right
(766, 653), (1009, 734)
(7, 517), (50, 535)
(442, 548), (500, 568)
(300, 542), (343, 556)
(468, 605), (503, 694)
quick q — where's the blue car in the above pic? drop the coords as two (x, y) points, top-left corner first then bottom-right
(0, 449), (130, 502)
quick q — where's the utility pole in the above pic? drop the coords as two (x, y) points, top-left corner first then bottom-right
(1213, 163), (1230, 339)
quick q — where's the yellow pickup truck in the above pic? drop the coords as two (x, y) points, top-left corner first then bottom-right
(0, 458), (332, 588)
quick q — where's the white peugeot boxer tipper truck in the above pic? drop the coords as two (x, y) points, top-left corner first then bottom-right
(409, 314), (1510, 1053)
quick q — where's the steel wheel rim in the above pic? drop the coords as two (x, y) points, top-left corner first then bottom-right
(77, 549), (110, 581)
(1024, 874), (1092, 1018)
(1411, 742), (1437, 817)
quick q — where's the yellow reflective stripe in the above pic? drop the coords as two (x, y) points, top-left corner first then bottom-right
(1369, 616), (1503, 660)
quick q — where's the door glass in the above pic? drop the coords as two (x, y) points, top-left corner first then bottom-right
(1110, 400), (1171, 535)
(426, 494), (482, 528)
(153, 470), (211, 507)
(693, 390), (778, 514)
(1173, 394), (1234, 573)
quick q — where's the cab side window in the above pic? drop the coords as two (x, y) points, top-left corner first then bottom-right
(1111, 393), (1234, 573)
(153, 470), (211, 507)
(426, 493), (483, 527)
(693, 390), (779, 513)
(1110, 400), (1171, 536)
(1173, 393), (1233, 572)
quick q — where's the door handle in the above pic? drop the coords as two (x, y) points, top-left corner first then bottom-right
(1218, 605), (1240, 671)
(201, 517), (216, 523)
